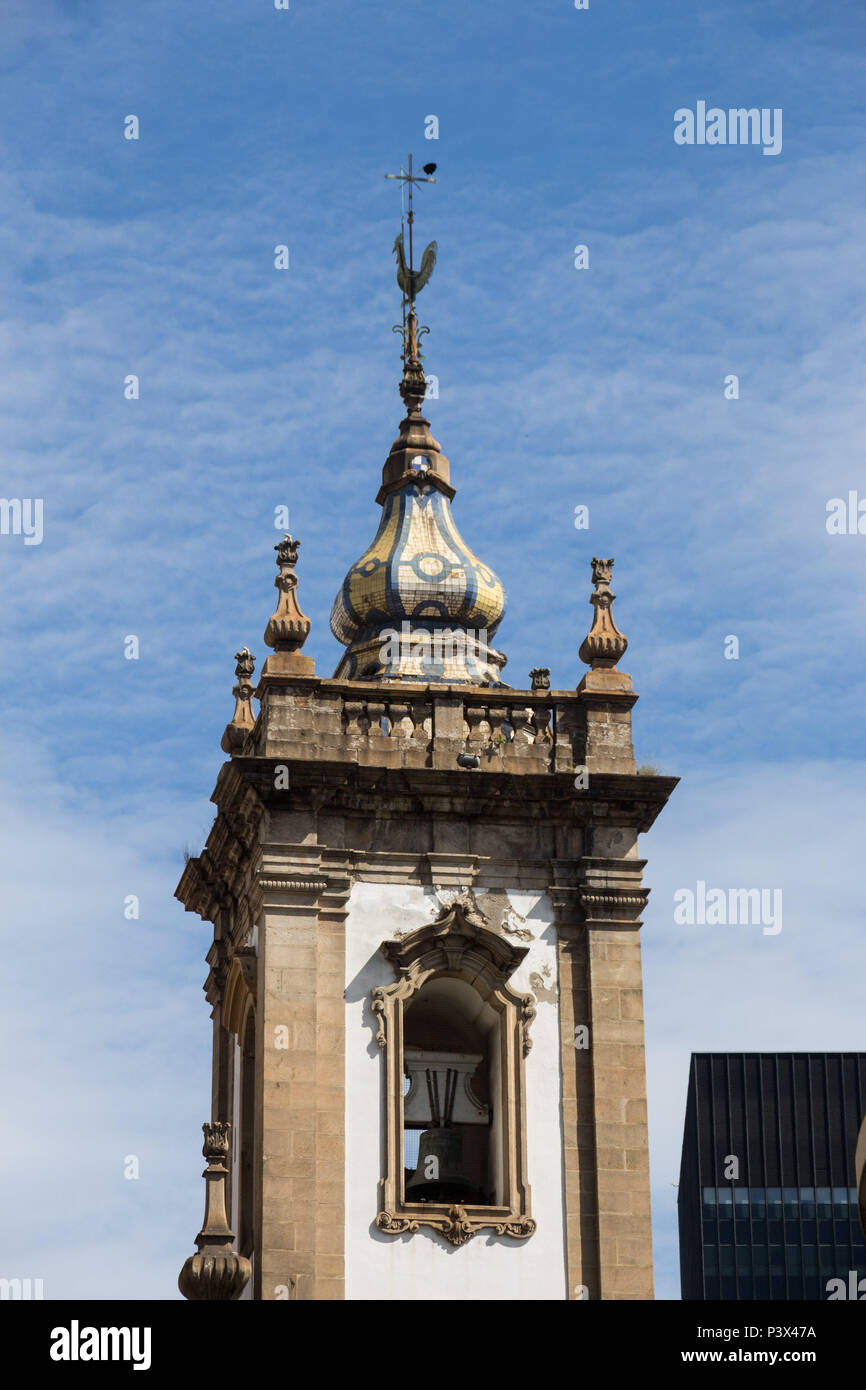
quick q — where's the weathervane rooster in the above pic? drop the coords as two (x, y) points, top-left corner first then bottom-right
(393, 231), (437, 303)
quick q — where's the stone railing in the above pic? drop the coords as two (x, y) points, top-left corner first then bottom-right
(246, 674), (636, 776)
(340, 692), (551, 745)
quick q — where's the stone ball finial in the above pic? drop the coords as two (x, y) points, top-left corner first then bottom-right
(578, 557), (628, 670)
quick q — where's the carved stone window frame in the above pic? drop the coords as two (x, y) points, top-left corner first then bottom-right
(371, 894), (536, 1247)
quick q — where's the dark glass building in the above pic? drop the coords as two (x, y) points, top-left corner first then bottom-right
(678, 1053), (866, 1300)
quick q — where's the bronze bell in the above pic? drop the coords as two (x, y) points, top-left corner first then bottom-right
(405, 1127), (480, 1204)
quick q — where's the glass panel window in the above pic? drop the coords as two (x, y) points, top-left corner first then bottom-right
(721, 1275), (736, 1300)
(702, 1186), (717, 1216)
(734, 1187), (749, 1213)
(818, 1247), (836, 1277)
(752, 1244), (769, 1274)
(799, 1188), (815, 1218)
(767, 1187), (782, 1218)
(704, 1274), (720, 1299)
(785, 1244), (802, 1275)
(718, 1220), (733, 1245)
(703, 1243), (718, 1274)
(719, 1245), (735, 1275)
(734, 1220), (750, 1245)
(769, 1246), (785, 1276)
(751, 1187), (766, 1218)
(735, 1245), (752, 1273)
(816, 1187), (832, 1218)
(802, 1245), (818, 1276)
(833, 1187), (849, 1218)
(783, 1187), (798, 1218)
(717, 1187), (733, 1210)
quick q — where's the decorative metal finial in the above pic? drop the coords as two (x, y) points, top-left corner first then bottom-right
(178, 1122), (251, 1301)
(578, 558), (628, 670)
(264, 534), (312, 653)
(221, 647), (257, 754)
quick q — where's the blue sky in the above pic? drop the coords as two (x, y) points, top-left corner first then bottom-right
(1, 0), (864, 1299)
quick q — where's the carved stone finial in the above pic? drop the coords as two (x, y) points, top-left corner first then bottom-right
(264, 534), (312, 653)
(178, 1122), (251, 1302)
(398, 310), (429, 415)
(578, 557), (628, 670)
(221, 647), (256, 754)
(529, 667), (550, 691)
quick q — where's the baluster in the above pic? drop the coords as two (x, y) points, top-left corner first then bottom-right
(388, 700), (413, 739)
(510, 706), (534, 743)
(343, 699), (365, 736)
(465, 705), (489, 743)
(412, 700), (432, 742)
(532, 705), (553, 743)
(366, 698), (387, 737)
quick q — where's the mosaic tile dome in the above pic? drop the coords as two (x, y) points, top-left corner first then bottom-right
(330, 355), (507, 685)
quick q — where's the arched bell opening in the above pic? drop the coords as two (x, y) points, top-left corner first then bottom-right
(402, 976), (501, 1207)
(372, 894), (537, 1245)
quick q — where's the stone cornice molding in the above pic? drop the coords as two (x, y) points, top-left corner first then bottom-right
(223, 757), (676, 830)
(176, 765), (266, 924)
(257, 876), (329, 892)
(576, 855), (650, 929)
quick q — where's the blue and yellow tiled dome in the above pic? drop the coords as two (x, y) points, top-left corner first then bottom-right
(330, 352), (507, 685)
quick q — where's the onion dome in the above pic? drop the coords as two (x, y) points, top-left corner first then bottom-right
(330, 313), (508, 685)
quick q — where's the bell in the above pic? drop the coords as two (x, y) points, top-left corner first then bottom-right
(405, 1127), (480, 1204)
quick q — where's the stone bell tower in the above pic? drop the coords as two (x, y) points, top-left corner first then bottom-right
(176, 191), (676, 1302)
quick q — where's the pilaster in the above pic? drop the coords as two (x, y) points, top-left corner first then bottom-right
(252, 864), (350, 1301)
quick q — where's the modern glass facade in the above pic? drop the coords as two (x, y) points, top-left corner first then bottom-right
(678, 1054), (866, 1300)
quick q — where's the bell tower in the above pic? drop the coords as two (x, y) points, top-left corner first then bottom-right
(176, 169), (676, 1301)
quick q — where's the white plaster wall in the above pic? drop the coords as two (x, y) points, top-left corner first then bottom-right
(345, 882), (567, 1300)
